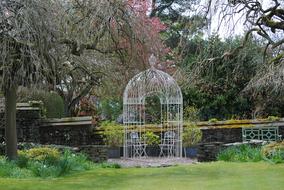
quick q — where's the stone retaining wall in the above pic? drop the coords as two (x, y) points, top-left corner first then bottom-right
(200, 127), (242, 143)
(0, 107), (41, 144)
(1, 105), (284, 163)
(200, 125), (284, 144)
(40, 125), (93, 146)
(39, 117), (103, 146)
(78, 145), (108, 163)
(197, 142), (224, 162)
(198, 119), (284, 143)
(1, 108), (284, 147)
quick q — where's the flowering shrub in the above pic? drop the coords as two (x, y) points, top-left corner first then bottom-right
(18, 147), (60, 163)
(261, 141), (284, 163)
(101, 121), (124, 147)
(142, 131), (160, 146)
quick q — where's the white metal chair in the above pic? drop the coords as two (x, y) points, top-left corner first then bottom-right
(159, 131), (176, 157)
(129, 132), (147, 158)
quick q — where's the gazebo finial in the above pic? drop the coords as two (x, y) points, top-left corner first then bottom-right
(149, 54), (157, 69)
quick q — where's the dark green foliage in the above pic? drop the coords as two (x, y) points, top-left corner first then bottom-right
(181, 35), (264, 120)
(98, 98), (122, 121)
(18, 89), (65, 118)
(145, 96), (161, 124)
(44, 92), (65, 118)
(183, 106), (199, 122)
(0, 156), (33, 178)
(15, 153), (29, 168)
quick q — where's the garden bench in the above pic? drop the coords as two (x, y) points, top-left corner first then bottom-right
(242, 126), (282, 142)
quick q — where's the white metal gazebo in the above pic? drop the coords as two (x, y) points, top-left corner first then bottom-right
(123, 55), (183, 158)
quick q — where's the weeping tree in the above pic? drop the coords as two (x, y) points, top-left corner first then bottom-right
(0, 0), (61, 160)
(0, 0), (169, 159)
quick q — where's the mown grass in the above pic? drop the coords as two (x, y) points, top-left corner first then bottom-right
(0, 162), (283, 190)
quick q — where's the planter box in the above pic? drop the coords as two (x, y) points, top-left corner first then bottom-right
(183, 147), (198, 158)
(108, 147), (121, 158)
(146, 146), (160, 157)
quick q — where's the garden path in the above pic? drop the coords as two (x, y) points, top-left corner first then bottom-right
(108, 157), (197, 168)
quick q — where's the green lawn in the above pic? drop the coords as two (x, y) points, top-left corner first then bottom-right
(0, 162), (283, 190)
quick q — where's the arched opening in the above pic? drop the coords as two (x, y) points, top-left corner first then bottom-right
(144, 94), (161, 124)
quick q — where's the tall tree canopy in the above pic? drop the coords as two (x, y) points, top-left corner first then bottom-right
(149, 0), (284, 119)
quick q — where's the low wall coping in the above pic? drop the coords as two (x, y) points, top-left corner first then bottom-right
(41, 121), (92, 127)
(41, 116), (92, 127)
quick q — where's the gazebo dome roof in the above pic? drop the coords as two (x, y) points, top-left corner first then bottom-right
(123, 56), (182, 104)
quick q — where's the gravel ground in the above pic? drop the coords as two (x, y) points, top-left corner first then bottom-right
(108, 157), (197, 168)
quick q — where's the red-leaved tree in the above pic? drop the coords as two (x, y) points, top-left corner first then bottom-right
(114, 0), (175, 72)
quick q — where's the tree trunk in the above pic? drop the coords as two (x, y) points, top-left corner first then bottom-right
(63, 99), (71, 117)
(5, 86), (18, 160)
